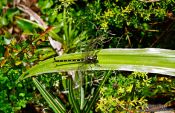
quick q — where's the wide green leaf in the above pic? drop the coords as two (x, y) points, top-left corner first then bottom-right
(18, 48), (175, 81)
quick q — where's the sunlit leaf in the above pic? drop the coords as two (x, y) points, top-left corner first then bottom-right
(16, 19), (36, 33)
(17, 48), (175, 81)
(0, 16), (8, 26)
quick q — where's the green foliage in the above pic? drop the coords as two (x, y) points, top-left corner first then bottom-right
(96, 72), (152, 112)
(33, 77), (66, 113)
(96, 72), (175, 112)
(16, 19), (37, 33)
(36, 0), (175, 48)
(0, 69), (32, 113)
(0, 6), (19, 27)
(32, 71), (112, 113)
(38, 0), (89, 53)
(0, 36), (59, 112)
(70, 0), (175, 47)
(0, 2), (57, 112)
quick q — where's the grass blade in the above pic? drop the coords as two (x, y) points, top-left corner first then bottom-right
(32, 77), (66, 113)
(83, 71), (111, 113)
(67, 76), (80, 113)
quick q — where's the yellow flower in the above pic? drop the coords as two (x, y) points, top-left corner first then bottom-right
(104, 9), (115, 18)
(100, 21), (108, 30)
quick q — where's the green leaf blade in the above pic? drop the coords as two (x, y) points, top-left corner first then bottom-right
(32, 78), (66, 113)
(18, 48), (175, 81)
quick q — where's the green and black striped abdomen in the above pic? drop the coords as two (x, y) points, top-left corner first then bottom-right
(54, 55), (98, 64)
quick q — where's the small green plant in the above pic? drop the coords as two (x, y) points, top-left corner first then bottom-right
(32, 71), (112, 113)
(96, 72), (152, 112)
(96, 71), (175, 112)
(0, 1), (60, 112)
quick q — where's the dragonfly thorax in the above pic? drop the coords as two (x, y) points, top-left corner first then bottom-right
(84, 55), (98, 64)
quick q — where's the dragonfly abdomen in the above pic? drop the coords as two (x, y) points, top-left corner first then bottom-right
(54, 58), (84, 62)
(54, 55), (98, 64)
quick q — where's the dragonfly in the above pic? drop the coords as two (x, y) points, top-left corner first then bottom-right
(53, 36), (109, 85)
(53, 53), (98, 64)
(53, 34), (111, 64)
(53, 36), (104, 65)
